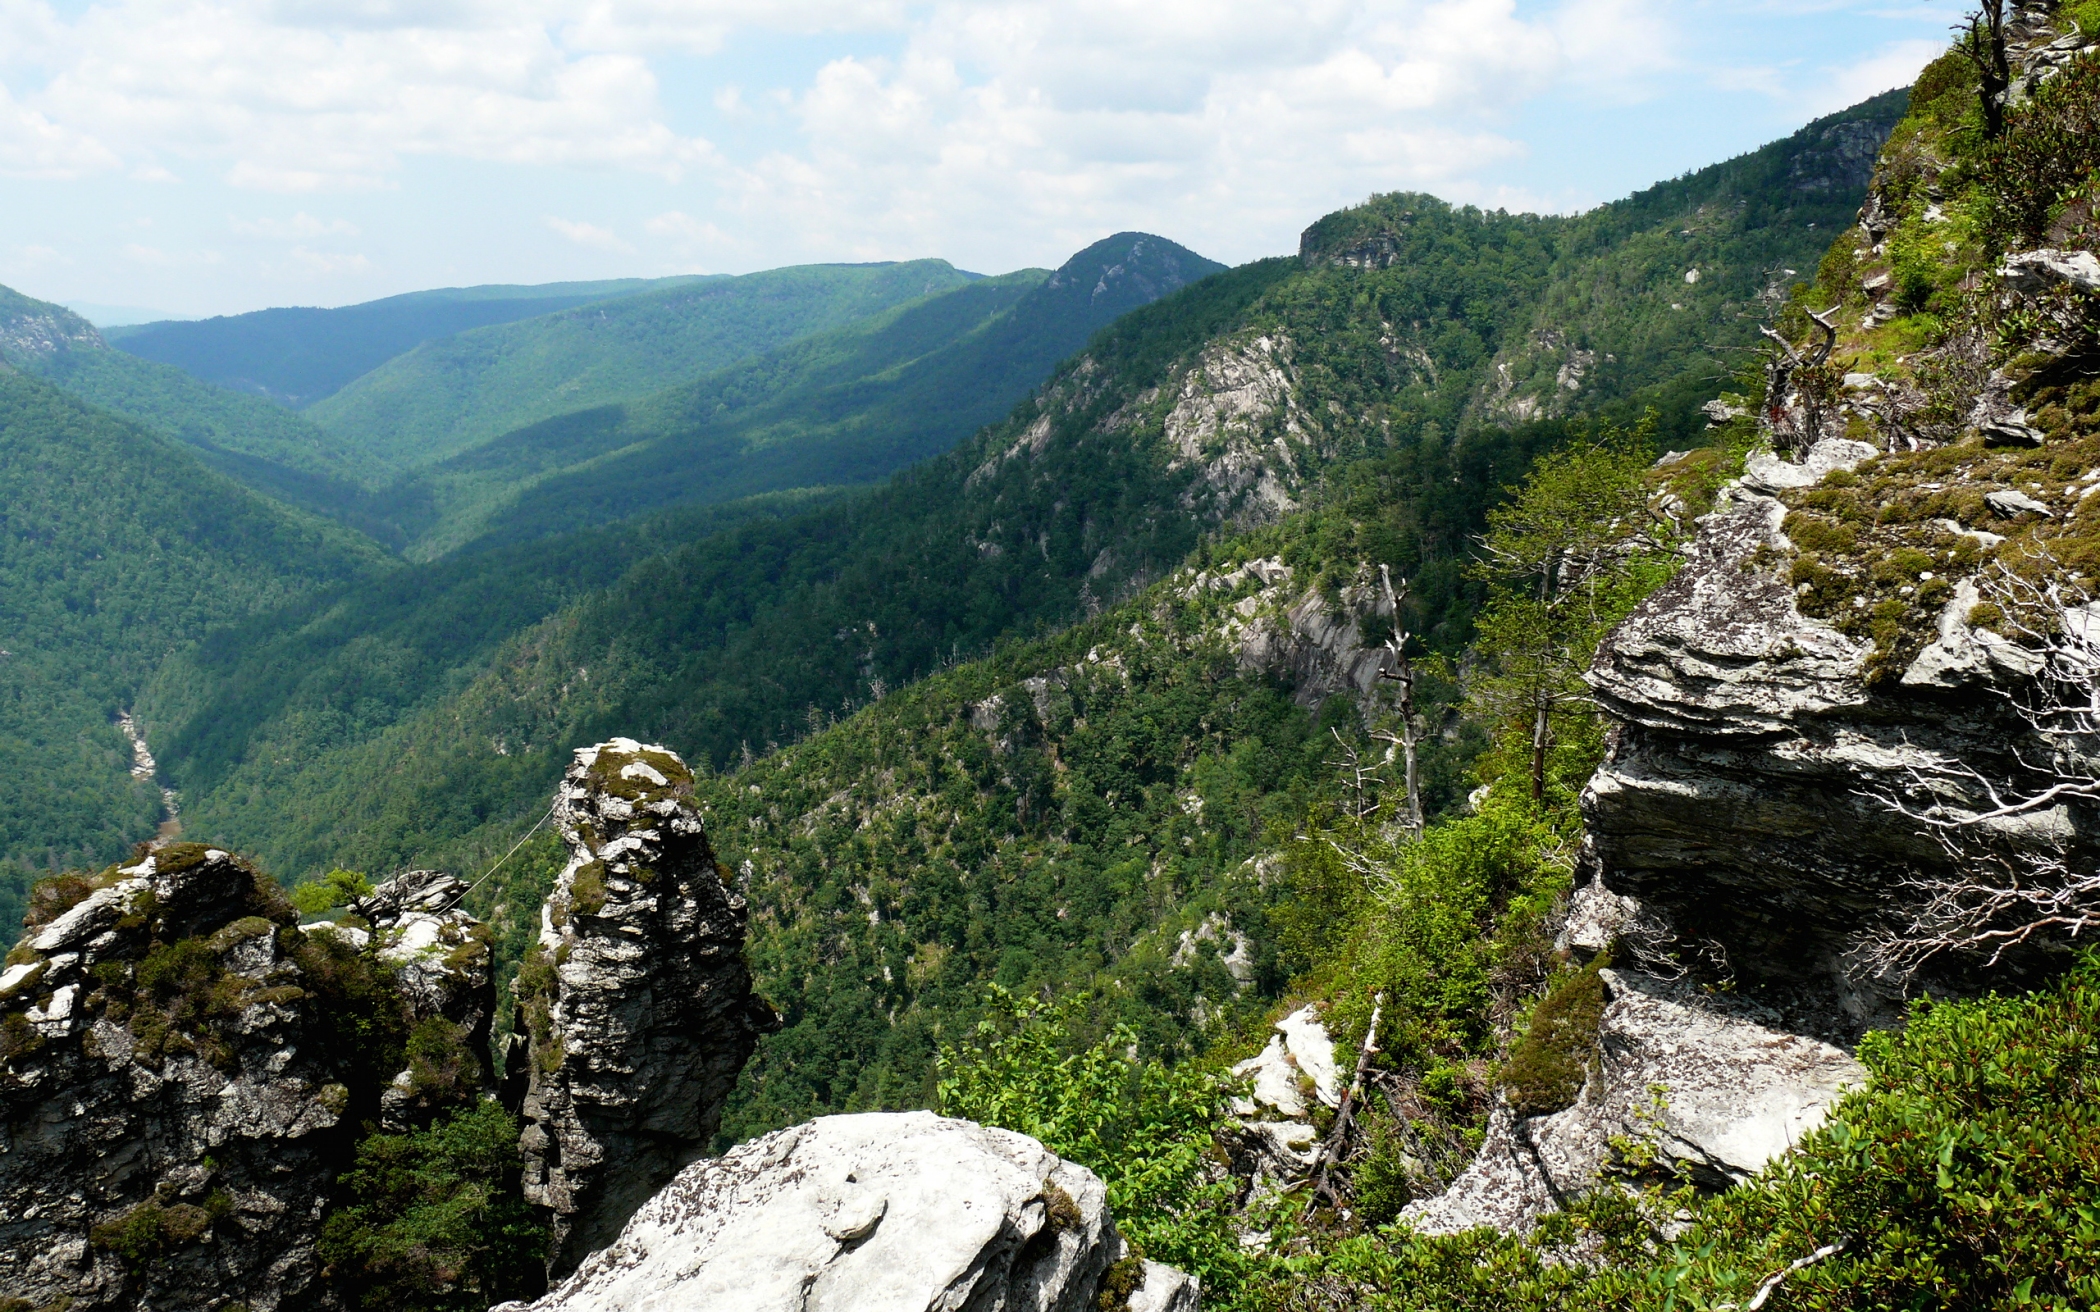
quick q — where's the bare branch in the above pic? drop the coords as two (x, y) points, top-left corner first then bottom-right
(1855, 552), (2100, 978)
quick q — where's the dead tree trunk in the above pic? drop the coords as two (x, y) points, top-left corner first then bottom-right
(1376, 565), (1425, 837)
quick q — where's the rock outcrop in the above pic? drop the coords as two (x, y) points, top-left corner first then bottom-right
(1582, 437), (2060, 1006)
(1402, 968), (1862, 1235)
(516, 738), (780, 1279)
(499, 1111), (1197, 1312)
(1227, 1005), (1342, 1182)
(333, 868), (497, 1128)
(0, 845), (347, 1311)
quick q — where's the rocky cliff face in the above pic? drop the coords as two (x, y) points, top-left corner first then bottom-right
(0, 287), (105, 365)
(502, 1111), (1197, 1312)
(0, 846), (348, 1311)
(515, 737), (780, 1280)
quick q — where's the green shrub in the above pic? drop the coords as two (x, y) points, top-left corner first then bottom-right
(317, 1101), (545, 1312)
(1498, 959), (1606, 1116)
(937, 987), (1256, 1308)
(291, 868), (373, 917)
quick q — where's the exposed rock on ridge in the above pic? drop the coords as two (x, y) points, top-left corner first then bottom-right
(0, 846), (344, 1312)
(1581, 438), (2062, 1001)
(501, 1111), (1197, 1312)
(1403, 968), (1862, 1235)
(516, 737), (779, 1280)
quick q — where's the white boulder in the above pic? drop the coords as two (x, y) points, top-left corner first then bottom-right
(502, 1110), (1196, 1312)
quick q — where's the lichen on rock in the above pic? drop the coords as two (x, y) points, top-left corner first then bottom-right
(515, 737), (781, 1280)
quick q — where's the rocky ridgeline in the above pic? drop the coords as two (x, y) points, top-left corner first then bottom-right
(0, 739), (1189, 1311)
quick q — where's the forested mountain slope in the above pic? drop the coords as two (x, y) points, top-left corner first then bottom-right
(304, 261), (984, 471)
(146, 92), (1900, 884)
(110, 276), (693, 407)
(0, 367), (386, 928)
(387, 233), (1221, 557)
(0, 284), (416, 542)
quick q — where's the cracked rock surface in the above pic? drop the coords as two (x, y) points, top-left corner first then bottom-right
(1402, 969), (1862, 1235)
(516, 737), (780, 1280)
(501, 1110), (1196, 1312)
(0, 845), (345, 1312)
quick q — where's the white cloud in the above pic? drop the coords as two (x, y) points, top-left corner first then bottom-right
(11, 0), (722, 190)
(1813, 36), (1943, 115)
(546, 216), (634, 252)
(232, 210), (361, 238)
(121, 242), (222, 266)
(0, 80), (121, 179)
(288, 244), (371, 273)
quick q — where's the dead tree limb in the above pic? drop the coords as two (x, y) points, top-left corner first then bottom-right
(1304, 994), (1383, 1217)
(1858, 555), (2100, 978)
(1375, 565), (1424, 837)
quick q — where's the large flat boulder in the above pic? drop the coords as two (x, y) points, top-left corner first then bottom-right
(1402, 969), (1862, 1235)
(501, 1110), (1197, 1312)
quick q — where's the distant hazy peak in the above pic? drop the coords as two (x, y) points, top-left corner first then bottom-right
(0, 283), (106, 365)
(1043, 232), (1226, 305)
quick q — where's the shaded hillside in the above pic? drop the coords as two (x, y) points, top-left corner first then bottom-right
(0, 284), (415, 543)
(145, 92), (1900, 881)
(0, 367), (385, 927)
(112, 276), (694, 408)
(305, 261), (983, 471)
(379, 234), (1222, 557)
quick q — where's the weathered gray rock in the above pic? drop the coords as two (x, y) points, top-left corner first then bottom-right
(1582, 459), (2063, 999)
(0, 845), (346, 1312)
(1227, 1005), (1342, 1181)
(500, 1111), (1195, 1312)
(517, 738), (779, 1279)
(1998, 247), (2100, 295)
(355, 869), (497, 1129)
(1401, 969), (1862, 1235)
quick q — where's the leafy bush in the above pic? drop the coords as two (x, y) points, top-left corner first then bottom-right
(936, 987), (1258, 1308)
(291, 868), (374, 917)
(1647, 957), (2100, 1310)
(317, 1101), (545, 1312)
(1983, 51), (2100, 249)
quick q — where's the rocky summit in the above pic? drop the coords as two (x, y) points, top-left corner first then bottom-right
(0, 846), (344, 1311)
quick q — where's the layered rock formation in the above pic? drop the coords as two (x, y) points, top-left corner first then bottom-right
(515, 737), (780, 1279)
(0, 845), (346, 1311)
(332, 868), (498, 1128)
(1402, 964), (1862, 1235)
(500, 1111), (1197, 1312)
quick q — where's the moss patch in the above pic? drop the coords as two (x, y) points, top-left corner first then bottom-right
(89, 1193), (230, 1270)
(1041, 1181), (1084, 1231)
(1770, 429), (2100, 680)
(1499, 958), (1608, 1116)
(1096, 1256), (1146, 1312)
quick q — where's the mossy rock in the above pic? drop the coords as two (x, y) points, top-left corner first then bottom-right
(1500, 959), (1608, 1117)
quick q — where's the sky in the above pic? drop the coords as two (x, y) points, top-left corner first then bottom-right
(0, 0), (1966, 319)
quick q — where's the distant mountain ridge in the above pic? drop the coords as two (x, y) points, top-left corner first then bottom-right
(110, 276), (707, 407)
(419, 232), (1226, 555)
(303, 261), (985, 471)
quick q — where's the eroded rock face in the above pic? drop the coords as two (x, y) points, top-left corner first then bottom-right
(1582, 443), (2060, 997)
(1402, 969), (1862, 1235)
(1227, 1005), (1343, 1182)
(501, 1111), (1196, 1312)
(516, 737), (779, 1279)
(0, 845), (346, 1312)
(356, 869), (497, 1129)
